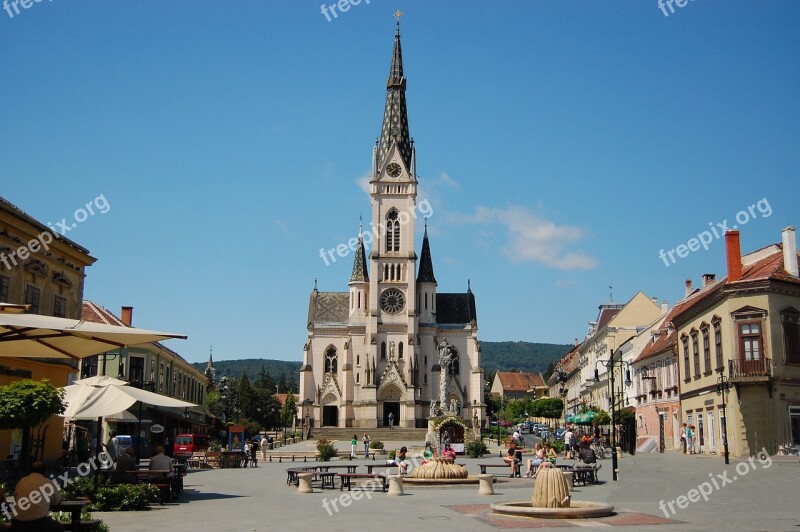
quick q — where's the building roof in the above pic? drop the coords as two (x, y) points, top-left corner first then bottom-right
(308, 291), (349, 326)
(376, 23), (412, 172)
(435, 292), (477, 325)
(349, 230), (369, 283)
(496, 371), (545, 392)
(81, 301), (194, 368)
(416, 226), (437, 284)
(633, 307), (681, 364)
(671, 244), (800, 326)
(596, 306), (622, 330)
(0, 196), (92, 257)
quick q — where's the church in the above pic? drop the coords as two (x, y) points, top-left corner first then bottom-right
(299, 21), (484, 429)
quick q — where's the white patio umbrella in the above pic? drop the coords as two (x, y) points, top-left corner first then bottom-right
(63, 376), (195, 420)
(0, 312), (187, 360)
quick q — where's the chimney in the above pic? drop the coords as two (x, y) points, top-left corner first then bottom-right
(702, 273), (716, 287)
(121, 306), (133, 326)
(783, 226), (798, 277)
(684, 279), (693, 298)
(651, 296), (658, 305)
(725, 231), (742, 282)
(661, 300), (669, 314)
(574, 338), (579, 346)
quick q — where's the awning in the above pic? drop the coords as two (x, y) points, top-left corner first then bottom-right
(0, 313), (186, 360)
(105, 410), (151, 423)
(63, 376), (196, 420)
(571, 411), (598, 424)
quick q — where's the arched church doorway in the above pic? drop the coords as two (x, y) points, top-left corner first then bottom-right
(323, 406), (339, 427)
(379, 384), (403, 427)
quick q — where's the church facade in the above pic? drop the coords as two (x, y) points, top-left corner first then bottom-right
(299, 23), (483, 429)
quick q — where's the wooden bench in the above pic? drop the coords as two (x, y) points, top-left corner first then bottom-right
(478, 462), (521, 477)
(337, 473), (388, 492)
(287, 466), (319, 485)
(572, 464), (601, 485)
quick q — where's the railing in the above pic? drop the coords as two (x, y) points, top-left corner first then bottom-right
(728, 358), (771, 378)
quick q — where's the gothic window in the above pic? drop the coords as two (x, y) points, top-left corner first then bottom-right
(356, 373), (360, 384)
(385, 210), (400, 252)
(448, 350), (460, 376)
(357, 354), (360, 366)
(381, 342), (387, 360)
(398, 342), (404, 359)
(424, 374), (427, 384)
(325, 347), (338, 373)
(425, 292), (428, 309)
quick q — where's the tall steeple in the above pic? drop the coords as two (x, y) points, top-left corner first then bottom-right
(376, 14), (412, 173)
(417, 222), (437, 283)
(349, 223), (370, 283)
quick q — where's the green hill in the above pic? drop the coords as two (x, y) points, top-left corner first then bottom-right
(194, 341), (571, 389)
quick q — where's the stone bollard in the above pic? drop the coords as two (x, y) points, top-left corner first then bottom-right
(387, 474), (404, 496)
(297, 472), (314, 494)
(477, 474), (495, 495)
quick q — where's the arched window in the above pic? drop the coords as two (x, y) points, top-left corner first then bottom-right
(381, 342), (387, 360)
(398, 342), (404, 359)
(385, 210), (400, 252)
(424, 374), (427, 384)
(325, 347), (338, 373)
(356, 373), (360, 384)
(449, 350), (460, 376)
(356, 354), (360, 366)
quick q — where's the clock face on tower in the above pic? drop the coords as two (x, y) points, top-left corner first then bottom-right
(386, 162), (402, 178)
(380, 288), (406, 314)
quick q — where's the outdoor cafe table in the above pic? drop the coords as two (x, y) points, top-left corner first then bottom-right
(317, 465), (358, 474)
(52, 499), (88, 530)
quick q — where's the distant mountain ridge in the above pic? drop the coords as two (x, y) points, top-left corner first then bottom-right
(192, 341), (572, 385)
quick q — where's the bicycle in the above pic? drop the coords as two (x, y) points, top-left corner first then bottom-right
(590, 442), (606, 459)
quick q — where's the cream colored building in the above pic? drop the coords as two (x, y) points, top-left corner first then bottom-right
(578, 292), (664, 409)
(300, 25), (482, 429)
(672, 228), (800, 457)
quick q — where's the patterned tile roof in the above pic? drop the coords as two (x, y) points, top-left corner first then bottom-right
(310, 291), (349, 325)
(417, 227), (436, 284)
(376, 25), (412, 172)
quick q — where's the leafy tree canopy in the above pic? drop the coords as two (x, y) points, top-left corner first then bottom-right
(0, 379), (65, 430)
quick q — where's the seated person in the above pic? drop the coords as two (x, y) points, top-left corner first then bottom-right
(394, 446), (409, 474)
(575, 441), (597, 467)
(502, 445), (520, 477)
(441, 443), (456, 462)
(115, 446), (137, 482)
(149, 445), (174, 478)
(11, 461), (63, 531)
(543, 443), (557, 463)
(524, 444), (545, 478)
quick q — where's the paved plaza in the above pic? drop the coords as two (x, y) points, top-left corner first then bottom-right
(93, 440), (799, 531)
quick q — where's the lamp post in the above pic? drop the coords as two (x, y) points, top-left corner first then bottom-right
(716, 366), (731, 464)
(594, 349), (632, 482)
(134, 380), (156, 464)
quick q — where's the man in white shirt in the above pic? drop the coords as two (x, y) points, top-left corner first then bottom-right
(149, 445), (174, 478)
(563, 427), (574, 459)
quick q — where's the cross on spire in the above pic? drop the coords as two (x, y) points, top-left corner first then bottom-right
(394, 9), (403, 24)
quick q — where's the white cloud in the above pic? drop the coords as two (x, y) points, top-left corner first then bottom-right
(452, 205), (597, 271)
(356, 171), (371, 195)
(438, 172), (460, 190)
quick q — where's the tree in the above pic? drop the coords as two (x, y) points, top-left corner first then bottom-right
(251, 387), (280, 430)
(0, 379), (64, 470)
(542, 361), (556, 382)
(204, 367), (216, 392)
(255, 365), (274, 391)
(277, 373), (290, 394)
(281, 393), (297, 429)
(238, 370), (255, 419)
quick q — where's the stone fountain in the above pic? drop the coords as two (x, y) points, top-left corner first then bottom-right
(490, 464), (614, 519)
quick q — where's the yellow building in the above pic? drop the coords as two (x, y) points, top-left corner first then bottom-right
(672, 228), (800, 457)
(0, 197), (95, 463)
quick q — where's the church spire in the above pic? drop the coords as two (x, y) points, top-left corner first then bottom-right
(376, 13), (412, 173)
(417, 221), (437, 284)
(349, 223), (370, 283)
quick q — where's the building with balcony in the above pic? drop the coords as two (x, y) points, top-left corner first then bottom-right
(672, 227), (800, 457)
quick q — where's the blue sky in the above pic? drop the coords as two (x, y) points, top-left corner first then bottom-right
(2, 1), (798, 363)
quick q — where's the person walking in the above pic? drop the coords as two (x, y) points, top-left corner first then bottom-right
(388, 411), (394, 429)
(363, 433), (370, 458)
(680, 423), (687, 454)
(105, 431), (120, 462)
(687, 425), (696, 454)
(260, 436), (269, 461)
(563, 426), (574, 460)
(350, 434), (357, 458)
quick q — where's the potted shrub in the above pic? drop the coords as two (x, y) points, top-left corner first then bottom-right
(369, 440), (386, 455)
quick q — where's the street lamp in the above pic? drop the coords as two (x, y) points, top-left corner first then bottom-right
(133, 380), (156, 464)
(594, 349), (632, 482)
(716, 366), (731, 464)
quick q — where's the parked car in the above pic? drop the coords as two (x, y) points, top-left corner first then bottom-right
(173, 434), (211, 459)
(116, 435), (154, 458)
